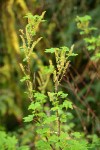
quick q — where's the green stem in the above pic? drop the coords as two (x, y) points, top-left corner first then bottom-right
(55, 81), (61, 137)
(55, 81), (62, 150)
(57, 110), (60, 137)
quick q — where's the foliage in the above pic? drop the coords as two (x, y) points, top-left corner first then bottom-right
(76, 15), (100, 60)
(0, 131), (29, 150)
(0, 92), (22, 120)
(0, 1), (100, 149)
(20, 12), (100, 150)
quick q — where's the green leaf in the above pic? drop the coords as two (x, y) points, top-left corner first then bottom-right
(28, 102), (41, 111)
(67, 53), (78, 57)
(36, 128), (50, 135)
(0, 131), (18, 150)
(51, 106), (59, 111)
(87, 45), (95, 51)
(60, 114), (67, 123)
(42, 66), (54, 74)
(76, 15), (91, 22)
(60, 46), (69, 52)
(23, 114), (34, 122)
(43, 115), (57, 124)
(36, 140), (51, 150)
(57, 91), (68, 98)
(49, 135), (58, 143)
(62, 100), (73, 109)
(34, 92), (47, 102)
(45, 48), (55, 53)
(84, 37), (96, 43)
(72, 132), (82, 139)
(20, 75), (30, 82)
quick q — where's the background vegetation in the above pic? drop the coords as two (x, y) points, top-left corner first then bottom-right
(0, 0), (100, 149)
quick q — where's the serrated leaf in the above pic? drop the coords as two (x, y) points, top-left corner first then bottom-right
(62, 100), (73, 109)
(43, 115), (57, 124)
(23, 114), (34, 122)
(57, 91), (68, 98)
(45, 48), (55, 53)
(28, 102), (41, 111)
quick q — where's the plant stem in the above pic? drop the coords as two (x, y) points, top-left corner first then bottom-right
(45, 136), (55, 150)
(55, 81), (61, 137)
(55, 82), (62, 150)
(57, 110), (61, 137)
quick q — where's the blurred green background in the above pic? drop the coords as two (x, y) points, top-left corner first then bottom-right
(0, 0), (100, 144)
